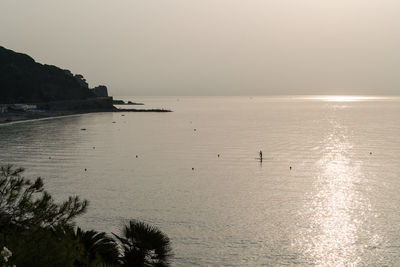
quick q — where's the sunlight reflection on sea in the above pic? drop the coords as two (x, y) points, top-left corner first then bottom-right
(1, 96), (400, 266)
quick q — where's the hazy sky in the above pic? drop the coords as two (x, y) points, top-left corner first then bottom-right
(1, 0), (399, 96)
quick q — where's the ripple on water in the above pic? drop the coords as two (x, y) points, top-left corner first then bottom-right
(1, 97), (400, 266)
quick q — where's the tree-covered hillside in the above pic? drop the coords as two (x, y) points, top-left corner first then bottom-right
(0, 46), (95, 104)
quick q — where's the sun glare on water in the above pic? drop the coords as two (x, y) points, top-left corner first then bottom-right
(313, 96), (384, 102)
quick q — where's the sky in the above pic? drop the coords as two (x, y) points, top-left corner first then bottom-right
(1, 0), (400, 96)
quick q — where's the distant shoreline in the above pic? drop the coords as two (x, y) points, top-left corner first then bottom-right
(0, 108), (172, 125)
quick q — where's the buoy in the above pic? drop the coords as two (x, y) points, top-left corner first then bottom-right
(81, 128), (86, 131)
(84, 168), (87, 171)
(370, 152), (372, 155)
(290, 166), (292, 170)
(112, 121), (116, 123)
(192, 168), (194, 170)
(194, 129), (196, 131)
(218, 154), (220, 157)
(136, 155), (138, 158)
(93, 147), (95, 149)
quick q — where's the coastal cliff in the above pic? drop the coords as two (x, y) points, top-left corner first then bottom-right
(0, 46), (96, 104)
(0, 46), (171, 123)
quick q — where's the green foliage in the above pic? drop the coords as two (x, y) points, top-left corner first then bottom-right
(113, 220), (173, 267)
(0, 165), (88, 266)
(0, 165), (174, 266)
(0, 165), (88, 230)
(74, 227), (119, 267)
(1, 224), (83, 267)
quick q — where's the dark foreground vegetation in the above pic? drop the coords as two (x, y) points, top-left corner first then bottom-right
(0, 165), (173, 266)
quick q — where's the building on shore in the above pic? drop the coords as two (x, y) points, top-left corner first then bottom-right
(9, 104), (37, 112)
(0, 105), (8, 113)
(91, 85), (108, 97)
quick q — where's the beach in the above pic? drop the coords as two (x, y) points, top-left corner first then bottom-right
(0, 108), (171, 124)
(0, 111), (81, 124)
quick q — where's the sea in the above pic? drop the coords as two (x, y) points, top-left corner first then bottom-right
(1, 96), (400, 266)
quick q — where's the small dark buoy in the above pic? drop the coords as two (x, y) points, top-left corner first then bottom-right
(121, 114), (125, 116)
(192, 168), (194, 170)
(84, 168), (87, 171)
(81, 128), (86, 131)
(370, 152), (372, 155)
(93, 147), (95, 149)
(218, 154), (220, 157)
(136, 155), (138, 158)
(290, 166), (292, 170)
(112, 121), (116, 123)
(194, 129), (196, 131)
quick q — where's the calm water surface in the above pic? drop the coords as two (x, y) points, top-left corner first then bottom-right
(1, 96), (400, 266)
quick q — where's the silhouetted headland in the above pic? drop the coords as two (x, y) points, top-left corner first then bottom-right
(0, 46), (171, 123)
